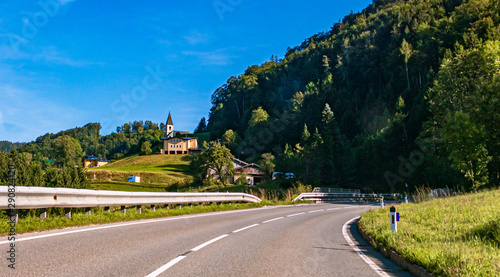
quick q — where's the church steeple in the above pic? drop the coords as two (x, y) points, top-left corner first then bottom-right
(166, 111), (174, 137)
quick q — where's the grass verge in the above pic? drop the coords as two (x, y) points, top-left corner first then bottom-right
(359, 188), (500, 276)
(0, 201), (295, 236)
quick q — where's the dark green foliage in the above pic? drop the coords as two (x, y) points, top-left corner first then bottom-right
(194, 117), (208, 133)
(205, 0), (500, 192)
(0, 151), (88, 188)
(0, 141), (24, 152)
(140, 141), (153, 156)
(191, 142), (234, 186)
(2, 120), (164, 188)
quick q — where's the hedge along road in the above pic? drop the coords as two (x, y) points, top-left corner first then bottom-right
(0, 204), (413, 277)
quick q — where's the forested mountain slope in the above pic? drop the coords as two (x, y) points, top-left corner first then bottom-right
(206, 0), (500, 191)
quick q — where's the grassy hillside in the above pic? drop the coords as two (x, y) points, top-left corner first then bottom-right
(86, 154), (193, 191)
(359, 189), (500, 276)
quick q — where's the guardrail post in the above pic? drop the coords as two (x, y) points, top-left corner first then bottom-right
(137, 206), (142, 214)
(151, 205), (156, 212)
(190, 204), (193, 208)
(85, 207), (91, 216)
(121, 206), (126, 214)
(104, 206), (110, 213)
(390, 206), (399, 232)
(40, 209), (47, 219)
(380, 197), (385, 208)
(8, 210), (18, 223)
(64, 208), (71, 219)
(178, 205), (181, 210)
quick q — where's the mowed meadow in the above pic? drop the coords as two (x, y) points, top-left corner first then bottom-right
(86, 154), (194, 191)
(360, 189), (500, 276)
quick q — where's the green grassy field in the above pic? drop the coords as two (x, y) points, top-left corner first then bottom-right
(359, 188), (500, 276)
(86, 154), (193, 191)
(94, 154), (192, 174)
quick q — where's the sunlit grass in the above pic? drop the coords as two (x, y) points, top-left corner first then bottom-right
(359, 188), (500, 276)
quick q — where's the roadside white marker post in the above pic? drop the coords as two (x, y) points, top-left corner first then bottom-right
(390, 206), (399, 232)
(40, 208), (47, 219)
(380, 197), (385, 208)
(64, 208), (71, 219)
(404, 196), (408, 204)
(9, 210), (18, 223)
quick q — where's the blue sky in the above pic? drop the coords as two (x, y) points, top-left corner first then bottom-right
(0, 0), (372, 143)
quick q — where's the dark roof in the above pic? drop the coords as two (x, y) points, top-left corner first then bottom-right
(83, 155), (110, 162)
(241, 163), (261, 169)
(166, 111), (173, 125)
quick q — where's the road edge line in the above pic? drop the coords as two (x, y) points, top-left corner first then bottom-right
(342, 216), (391, 277)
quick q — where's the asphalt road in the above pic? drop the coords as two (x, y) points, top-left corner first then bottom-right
(0, 204), (413, 277)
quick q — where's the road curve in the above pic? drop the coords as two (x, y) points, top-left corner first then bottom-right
(0, 204), (413, 277)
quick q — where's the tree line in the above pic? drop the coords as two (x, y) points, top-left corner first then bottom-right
(0, 120), (169, 188)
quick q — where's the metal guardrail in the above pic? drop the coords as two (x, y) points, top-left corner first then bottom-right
(293, 192), (384, 202)
(312, 187), (361, 194)
(0, 186), (262, 210)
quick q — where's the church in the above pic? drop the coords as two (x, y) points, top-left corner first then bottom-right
(160, 112), (201, 155)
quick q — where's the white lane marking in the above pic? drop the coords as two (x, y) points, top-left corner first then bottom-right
(342, 217), (391, 277)
(145, 255), (186, 277)
(0, 206), (280, 245)
(287, 212), (305, 217)
(191, 234), (229, 252)
(327, 208), (341, 211)
(262, 217), (284, 224)
(232, 224), (259, 233)
(308, 209), (325, 213)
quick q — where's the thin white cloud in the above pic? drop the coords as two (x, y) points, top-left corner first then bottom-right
(33, 47), (101, 67)
(184, 31), (209, 45)
(0, 43), (101, 67)
(59, 0), (76, 5)
(0, 84), (82, 142)
(182, 49), (234, 66)
(157, 39), (173, 47)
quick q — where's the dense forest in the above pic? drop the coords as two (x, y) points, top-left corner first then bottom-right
(205, 0), (500, 192)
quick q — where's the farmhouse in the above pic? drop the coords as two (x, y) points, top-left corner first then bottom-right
(160, 112), (201, 155)
(83, 155), (110, 168)
(230, 158), (265, 185)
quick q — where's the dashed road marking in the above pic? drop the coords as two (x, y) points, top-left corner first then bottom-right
(232, 224), (259, 233)
(191, 234), (229, 252)
(262, 217), (284, 224)
(146, 206), (362, 275)
(308, 209), (325, 213)
(287, 212), (305, 217)
(145, 255), (186, 277)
